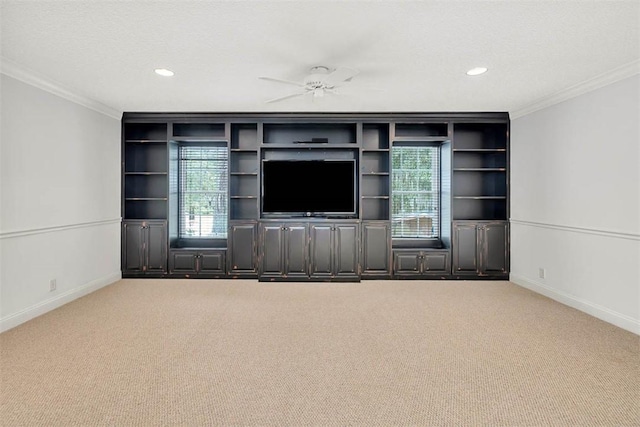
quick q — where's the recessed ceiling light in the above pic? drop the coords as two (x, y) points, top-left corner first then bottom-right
(466, 67), (488, 76)
(154, 68), (174, 77)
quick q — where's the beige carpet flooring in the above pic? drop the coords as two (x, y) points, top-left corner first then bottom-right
(1, 279), (638, 426)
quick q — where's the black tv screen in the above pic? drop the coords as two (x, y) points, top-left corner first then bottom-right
(262, 160), (356, 216)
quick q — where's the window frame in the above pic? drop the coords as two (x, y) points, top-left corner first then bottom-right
(177, 142), (229, 244)
(391, 141), (443, 248)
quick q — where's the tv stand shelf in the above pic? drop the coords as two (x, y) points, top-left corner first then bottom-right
(121, 113), (509, 281)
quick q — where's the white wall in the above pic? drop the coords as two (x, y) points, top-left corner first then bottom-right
(510, 74), (640, 334)
(0, 75), (121, 332)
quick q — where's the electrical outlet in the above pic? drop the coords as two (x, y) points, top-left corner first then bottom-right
(49, 279), (57, 292)
(538, 268), (546, 279)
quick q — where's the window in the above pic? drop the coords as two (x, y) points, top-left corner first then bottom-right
(392, 144), (440, 239)
(179, 143), (228, 238)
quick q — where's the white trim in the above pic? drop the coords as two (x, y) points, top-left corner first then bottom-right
(510, 219), (640, 241)
(510, 60), (640, 119)
(510, 274), (640, 336)
(0, 57), (122, 120)
(0, 272), (122, 333)
(0, 218), (122, 240)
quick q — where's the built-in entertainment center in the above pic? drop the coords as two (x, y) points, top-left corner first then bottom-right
(121, 112), (509, 281)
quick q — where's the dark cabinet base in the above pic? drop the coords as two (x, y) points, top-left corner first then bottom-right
(393, 249), (451, 279)
(169, 249), (226, 277)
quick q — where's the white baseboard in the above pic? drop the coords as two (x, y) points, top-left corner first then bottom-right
(510, 274), (640, 336)
(0, 271), (122, 333)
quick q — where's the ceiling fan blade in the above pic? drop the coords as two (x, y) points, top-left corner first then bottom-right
(324, 67), (359, 87)
(259, 76), (305, 87)
(265, 91), (307, 103)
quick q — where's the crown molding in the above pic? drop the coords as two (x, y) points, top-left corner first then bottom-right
(510, 59), (640, 119)
(0, 57), (122, 120)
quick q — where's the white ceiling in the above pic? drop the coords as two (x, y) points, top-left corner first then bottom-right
(1, 0), (638, 115)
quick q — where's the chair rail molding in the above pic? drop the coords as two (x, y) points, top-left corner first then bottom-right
(0, 218), (122, 240)
(510, 219), (640, 241)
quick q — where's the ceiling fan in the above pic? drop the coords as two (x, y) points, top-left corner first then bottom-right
(259, 66), (360, 103)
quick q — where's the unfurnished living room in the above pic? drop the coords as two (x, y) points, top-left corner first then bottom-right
(0, 1), (638, 426)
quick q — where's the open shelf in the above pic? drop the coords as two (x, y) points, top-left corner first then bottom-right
(230, 175), (258, 198)
(451, 122), (508, 221)
(453, 123), (507, 150)
(231, 124), (258, 149)
(263, 123), (357, 145)
(230, 198), (258, 220)
(453, 199), (507, 221)
(123, 122), (169, 223)
(453, 150), (506, 169)
(361, 198), (390, 220)
(124, 174), (167, 199)
(124, 123), (167, 141)
(362, 123), (390, 150)
(230, 152), (259, 174)
(172, 122), (226, 138)
(124, 143), (167, 173)
(453, 171), (506, 197)
(125, 199), (167, 219)
(394, 122), (448, 139)
(361, 151), (390, 174)
(361, 175), (390, 197)
(229, 123), (259, 220)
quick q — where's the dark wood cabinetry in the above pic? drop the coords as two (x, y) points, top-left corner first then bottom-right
(259, 222), (359, 281)
(361, 222), (391, 277)
(452, 123), (509, 221)
(309, 223), (359, 280)
(123, 123), (168, 220)
(228, 222), (258, 277)
(361, 123), (390, 221)
(230, 123), (259, 220)
(259, 222), (308, 279)
(122, 113), (510, 282)
(122, 220), (167, 275)
(452, 221), (508, 276)
(169, 249), (225, 276)
(393, 249), (450, 277)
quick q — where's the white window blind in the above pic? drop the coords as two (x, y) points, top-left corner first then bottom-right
(392, 144), (440, 238)
(179, 144), (228, 238)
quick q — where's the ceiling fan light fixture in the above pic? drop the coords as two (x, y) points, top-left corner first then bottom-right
(154, 68), (174, 77)
(259, 65), (359, 103)
(466, 67), (488, 76)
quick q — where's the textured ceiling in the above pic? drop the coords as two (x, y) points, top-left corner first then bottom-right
(1, 0), (638, 114)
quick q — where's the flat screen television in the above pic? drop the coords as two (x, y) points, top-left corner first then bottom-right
(262, 160), (356, 217)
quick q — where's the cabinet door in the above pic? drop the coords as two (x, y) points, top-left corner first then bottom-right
(423, 252), (449, 273)
(393, 251), (422, 276)
(229, 222), (257, 275)
(361, 222), (391, 276)
(199, 251), (226, 274)
(309, 224), (333, 278)
(122, 221), (145, 272)
(170, 250), (198, 274)
(146, 221), (167, 272)
(481, 222), (508, 274)
(333, 224), (359, 277)
(452, 223), (479, 274)
(260, 224), (285, 277)
(284, 224), (308, 278)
